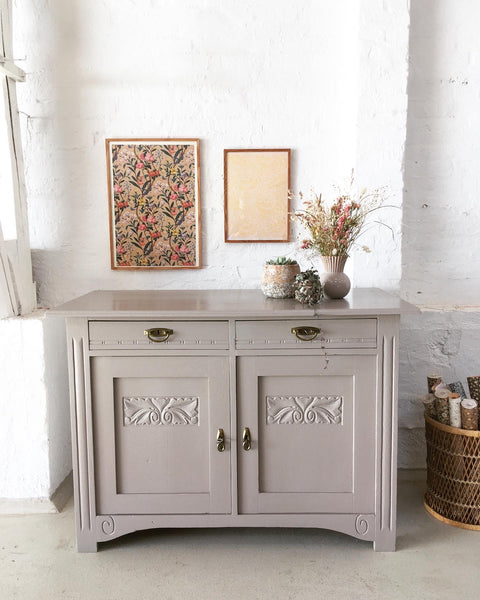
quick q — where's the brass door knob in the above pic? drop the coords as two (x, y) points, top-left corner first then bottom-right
(216, 428), (225, 452)
(242, 427), (251, 451)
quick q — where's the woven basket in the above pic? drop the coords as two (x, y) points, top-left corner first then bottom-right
(424, 413), (480, 530)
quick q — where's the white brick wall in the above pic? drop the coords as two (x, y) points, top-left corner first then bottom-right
(15, 0), (360, 307)
(403, 0), (480, 307)
(401, 0), (480, 467)
(3, 1), (480, 499)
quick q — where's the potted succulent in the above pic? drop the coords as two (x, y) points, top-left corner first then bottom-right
(261, 257), (300, 298)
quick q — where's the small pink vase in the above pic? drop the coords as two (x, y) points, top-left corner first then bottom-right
(320, 255), (351, 299)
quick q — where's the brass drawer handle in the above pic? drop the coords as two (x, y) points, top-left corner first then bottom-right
(291, 326), (321, 341)
(242, 427), (251, 451)
(144, 327), (174, 343)
(216, 428), (225, 452)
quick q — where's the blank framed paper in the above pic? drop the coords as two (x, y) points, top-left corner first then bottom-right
(224, 149), (291, 243)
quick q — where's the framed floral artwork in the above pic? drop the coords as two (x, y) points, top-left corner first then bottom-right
(106, 138), (201, 269)
(224, 148), (291, 242)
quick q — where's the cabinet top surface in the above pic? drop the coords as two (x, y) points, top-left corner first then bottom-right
(50, 288), (417, 319)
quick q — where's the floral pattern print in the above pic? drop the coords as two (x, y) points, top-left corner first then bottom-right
(108, 140), (200, 268)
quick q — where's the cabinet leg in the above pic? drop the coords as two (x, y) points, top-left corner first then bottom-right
(373, 534), (396, 552)
(77, 533), (98, 553)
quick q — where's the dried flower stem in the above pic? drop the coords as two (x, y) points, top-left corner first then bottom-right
(290, 174), (390, 257)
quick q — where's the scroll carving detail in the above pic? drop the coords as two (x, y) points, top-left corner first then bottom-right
(123, 396), (199, 426)
(101, 516), (116, 536)
(266, 395), (343, 425)
(355, 515), (370, 536)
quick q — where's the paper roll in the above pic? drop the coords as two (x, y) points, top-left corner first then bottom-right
(467, 376), (480, 404)
(427, 375), (442, 394)
(434, 388), (450, 425)
(448, 393), (462, 428)
(448, 381), (467, 399)
(422, 393), (437, 419)
(435, 382), (450, 394)
(461, 398), (478, 431)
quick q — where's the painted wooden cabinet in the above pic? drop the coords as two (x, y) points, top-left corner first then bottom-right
(91, 355), (231, 515)
(237, 354), (376, 515)
(51, 289), (415, 552)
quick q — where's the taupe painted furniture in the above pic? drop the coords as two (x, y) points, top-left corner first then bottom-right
(52, 289), (413, 552)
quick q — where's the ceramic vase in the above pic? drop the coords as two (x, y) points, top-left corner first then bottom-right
(261, 263), (301, 298)
(320, 255), (351, 299)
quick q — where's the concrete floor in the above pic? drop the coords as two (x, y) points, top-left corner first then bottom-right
(1, 480), (479, 600)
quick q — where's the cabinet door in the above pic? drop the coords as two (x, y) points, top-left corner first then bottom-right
(91, 356), (230, 515)
(237, 354), (376, 514)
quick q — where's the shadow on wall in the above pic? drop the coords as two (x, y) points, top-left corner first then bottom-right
(43, 314), (71, 496)
(402, 0), (441, 303)
(402, 0), (480, 306)
(45, 1), (81, 490)
(52, 1), (85, 248)
(28, 1), (88, 306)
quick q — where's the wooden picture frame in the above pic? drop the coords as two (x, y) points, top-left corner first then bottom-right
(106, 138), (201, 269)
(224, 148), (291, 243)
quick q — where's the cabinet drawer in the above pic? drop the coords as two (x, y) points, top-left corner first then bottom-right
(235, 319), (377, 349)
(89, 320), (229, 350)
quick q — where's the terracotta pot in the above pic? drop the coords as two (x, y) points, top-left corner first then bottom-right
(320, 255), (351, 299)
(261, 263), (301, 298)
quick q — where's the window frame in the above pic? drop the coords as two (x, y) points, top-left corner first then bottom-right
(0, 0), (35, 317)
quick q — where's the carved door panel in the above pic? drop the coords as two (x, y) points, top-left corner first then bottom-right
(237, 355), (377, 514)
(91, 356), (230, 514)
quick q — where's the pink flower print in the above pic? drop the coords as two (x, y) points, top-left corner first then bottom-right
(142, 215), (148, 222)
(116, 245), (126, 254)
(145, 152), (154, 162)
(171, 207), (178, 216)
(114, 184), (123, 194)
(173, 184), (179, 191)
(136, 162), (144, 169)
(180, 244), (188, 253)
(179, 184), (188, 193)
(147, 215), (157, 224)
(171, 253), (179, 261)
(138, 223), (146, 231)
(170, 192), (178, 201)
(139, 152), (145, 160)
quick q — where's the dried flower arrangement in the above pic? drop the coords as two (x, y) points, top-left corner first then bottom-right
(290, 172), (389, 258)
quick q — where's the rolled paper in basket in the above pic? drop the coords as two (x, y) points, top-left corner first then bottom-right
(435, 382), (450, 394)
(460, 398), (478, 431)
(422, 394), (436, 419)
(448, 381), (467, 398)
(467, 376), (480, 403)
(448, 393), (462, 428)
(427, 375), (442, 394)
(434, 388), (450, 425)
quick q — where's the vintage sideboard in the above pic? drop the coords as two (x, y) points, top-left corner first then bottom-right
(51, 288), (414, 552)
